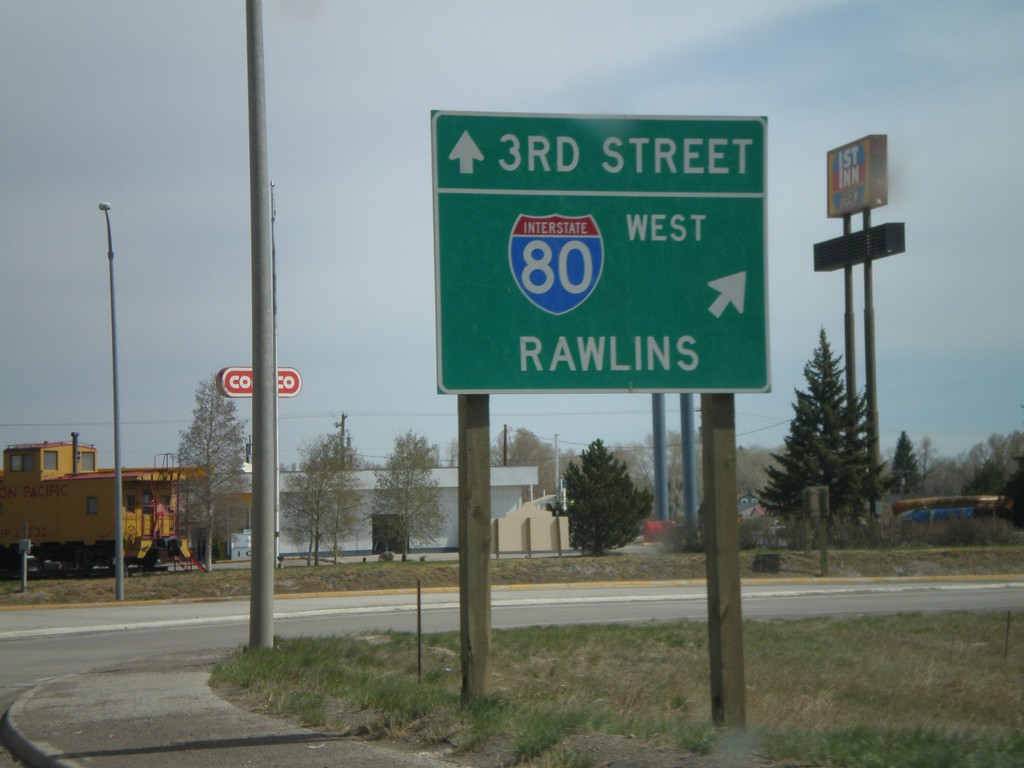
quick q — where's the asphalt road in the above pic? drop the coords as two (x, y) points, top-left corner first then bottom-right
(1, 576), (1022, 764)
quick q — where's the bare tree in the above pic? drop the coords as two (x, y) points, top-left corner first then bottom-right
(282, 432), (360, 565)
(492, 427), (573, 498)
(917, 436), (938, 492)
(442, 437), (459, 468)
(610, 436), (670, 512)
(177, 375), (247, 570)
(371, 431), (444, 558)
(960, 431), (1024, 494)
(737, 444), (776, 497)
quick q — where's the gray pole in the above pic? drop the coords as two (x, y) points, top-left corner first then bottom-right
(271, 181), (281, 569)
(652, 393), (668, 521)
(842, 214), (857, 410)
(246, 0), (275, 650)
(680, 393), (698, 525)
(862, 209), (880, 470)
(99, 203), (125, 601)
(554, 434), (559, 505)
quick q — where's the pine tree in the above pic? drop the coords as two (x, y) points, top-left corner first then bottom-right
(762, 330), (882, 519)
(1004, 455), (1024, 527)
(565, 439), (653, 555)
(888, 431), (923, 494)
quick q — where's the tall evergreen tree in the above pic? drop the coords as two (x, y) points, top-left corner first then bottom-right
(565, 439), (653, 555)
(762, 330), (882, 519)
(888, 431), (923, 494)
(1004, 454), (1024, 527)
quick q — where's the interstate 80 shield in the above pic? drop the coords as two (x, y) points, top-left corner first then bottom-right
(508, 214), (604, 316)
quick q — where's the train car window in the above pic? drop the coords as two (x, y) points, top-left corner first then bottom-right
(44, 450), (58, 470)
(127, 495), (136, 510)
(86, 496), (98, 515)
(80, 453), (96, 471)
(11, 454), (35, 472)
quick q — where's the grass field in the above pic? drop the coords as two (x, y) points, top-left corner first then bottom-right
(5, 547), (1023, 765)
(211, 612), (1024, 767)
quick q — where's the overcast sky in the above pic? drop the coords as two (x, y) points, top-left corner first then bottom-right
(2, 0), (1021, 473)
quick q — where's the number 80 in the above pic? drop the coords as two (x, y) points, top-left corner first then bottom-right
(519, 239), (596, 296)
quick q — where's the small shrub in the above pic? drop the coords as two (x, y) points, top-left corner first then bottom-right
(830, 517), (892, 549)
(738, 517), (783, 550)
(893, 518), (1018, 548)
(667, 518), (703, 553)
(667, 516), (784, 552)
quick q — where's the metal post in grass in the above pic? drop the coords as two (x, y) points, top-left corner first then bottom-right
(458, 394), (492, 701)
(804, 487), (829, 576)
(1006, 611), (1012, 662)
(818, 487), (829, 576)
(20, 521), (29, 593)
(417, 578), (423, 684)
(701, 393), (746, 727)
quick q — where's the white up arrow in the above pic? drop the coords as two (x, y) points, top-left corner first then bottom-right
(449, 130), (484, 174)
(707, 272), (747, 318)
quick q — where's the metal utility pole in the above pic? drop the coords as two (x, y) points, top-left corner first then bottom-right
(652, 393), (668, 521)
(861, 209), (880, 470)
(554, 434), (560, 505)
(680, 393), (698, 526)
(336, 412), (349, 465)
(246, 0), (275, 650)
(98, 202), (125, 601)
(842, 215), (857, 410)
(271, 180), (281, 568)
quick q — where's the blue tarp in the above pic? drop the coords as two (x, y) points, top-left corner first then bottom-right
(899, 507), (975, 524)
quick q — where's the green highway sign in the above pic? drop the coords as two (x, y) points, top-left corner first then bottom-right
(432, 111), (769, 394)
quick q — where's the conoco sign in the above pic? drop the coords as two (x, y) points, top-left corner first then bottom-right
(217, 367), (302, 398)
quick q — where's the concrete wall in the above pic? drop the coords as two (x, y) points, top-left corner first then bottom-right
(493, 501), (569, 556)
(278, 465), (539, 556)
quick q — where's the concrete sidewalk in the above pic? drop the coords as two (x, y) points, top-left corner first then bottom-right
(3, 651), (454, 768)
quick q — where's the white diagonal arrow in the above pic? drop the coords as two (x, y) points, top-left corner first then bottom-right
(449, 130), (484, 174)
(708, 271), (747, 317)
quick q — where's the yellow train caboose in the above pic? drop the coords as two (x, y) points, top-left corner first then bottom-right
(0, 437), (202, 572)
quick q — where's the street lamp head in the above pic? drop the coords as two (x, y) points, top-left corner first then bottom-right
(98, 202), (111, 211)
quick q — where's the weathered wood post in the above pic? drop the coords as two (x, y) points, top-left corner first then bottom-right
(458, 394), (492, 701)
(701, 393), (746, 727)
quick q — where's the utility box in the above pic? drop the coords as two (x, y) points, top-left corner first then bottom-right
(229, 530), (252, 560)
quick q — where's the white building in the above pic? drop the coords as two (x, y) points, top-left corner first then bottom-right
(277, 465), (540, 557)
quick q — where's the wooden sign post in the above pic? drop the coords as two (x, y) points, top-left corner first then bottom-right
(701, 393), (746, 727)
(458, 394), (493, 701)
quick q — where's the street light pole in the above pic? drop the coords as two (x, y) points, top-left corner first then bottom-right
(99, 203), (125, 601)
